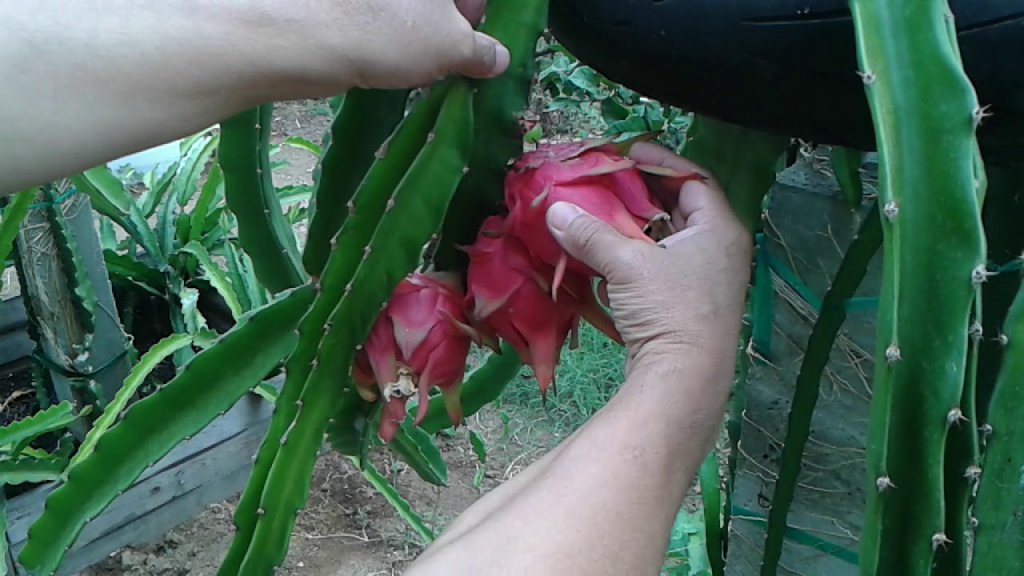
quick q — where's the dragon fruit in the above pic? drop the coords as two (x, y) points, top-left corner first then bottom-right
(463, 216), (620, 396)
(504, 140), (673, 295)
(353, 272), (478, 442)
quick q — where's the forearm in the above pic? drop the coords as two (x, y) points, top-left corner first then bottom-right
(408, 342), (735, 576)
(0, 1), (333, 195)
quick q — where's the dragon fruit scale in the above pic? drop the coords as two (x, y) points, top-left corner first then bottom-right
(353, 272), (479, 442)
(503, 140), (672, 295)
(463, 216), (621, 396)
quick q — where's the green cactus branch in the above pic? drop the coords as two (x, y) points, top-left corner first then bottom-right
(236, 81), (474, 575)
(218, 84), (454, 576)
(760, 202), (882, 575)
(220, 104), (306, 293)
(302, 89), (411, 277)
(680, 115), (789, 234)
(435, 0), (549, 272)
(971, 271), (1024, 576)
(18, 285), (315, 576)
(849, 1), (987, 574)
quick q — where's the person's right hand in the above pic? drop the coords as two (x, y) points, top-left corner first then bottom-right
(544, 142), (752, 374)
(273, 0), (510, 92)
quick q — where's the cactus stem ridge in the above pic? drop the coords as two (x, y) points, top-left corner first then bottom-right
(963, 465), (982, 481)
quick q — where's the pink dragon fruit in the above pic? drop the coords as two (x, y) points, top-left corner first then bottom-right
(503, 140), (673, 294)
(463, 216), (620, 396)
(353, 272), (478, 442)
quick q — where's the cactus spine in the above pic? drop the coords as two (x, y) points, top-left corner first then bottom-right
(761, 203), (882, 575)
(849, 1), (987, 574)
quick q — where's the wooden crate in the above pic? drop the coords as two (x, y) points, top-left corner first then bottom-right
(3, 379), (279, 575)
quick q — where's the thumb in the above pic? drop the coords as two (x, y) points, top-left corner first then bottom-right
(545, 202), (637, 279)
(448, 32), (510, 79)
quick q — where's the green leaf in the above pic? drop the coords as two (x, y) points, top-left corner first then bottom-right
(251, 382), (279, 404)
(66, 333), (195, 476)
(79, 166), (134, 214)
(0, 189), (34, 264)
(141, 160), (180, 218)
(830, 147), (865, 208)
(469, 430), (487, 464)
(351, 456), (434, 543)
(189, 162), (224, 243)
(0, 401), (77, 452)
(1, 488), (8, 576)
(103, 250), (165, 294)
(385, 421), (448, 487)
(0, 457), (67, 485)
(172, 132), (219, 206)
(281, 136), (322, 158)
(181, 241), (243, 320)
(18, 285), (316, 575)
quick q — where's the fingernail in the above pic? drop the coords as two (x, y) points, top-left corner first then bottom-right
(492, 43), (511, 75)
(546, 202), (584, 233)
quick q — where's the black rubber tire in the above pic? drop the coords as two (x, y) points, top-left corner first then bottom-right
(549, 0), (1024, 160)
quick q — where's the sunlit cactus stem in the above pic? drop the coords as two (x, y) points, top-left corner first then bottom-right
(849, 1), (987, 574)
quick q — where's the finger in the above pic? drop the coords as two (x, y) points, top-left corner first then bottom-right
(628, 141), (710, 178)
(445, 26), (510, 79)
(674, 179), (732, 228)
(545, 202), (640, 280)
(455, 0), (487, 26)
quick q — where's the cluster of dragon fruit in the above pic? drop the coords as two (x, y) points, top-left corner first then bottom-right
(353, 139), (699, 440)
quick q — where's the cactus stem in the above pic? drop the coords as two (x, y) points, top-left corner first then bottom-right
(876, 475), (897, 492)
(376, 143), (388, 160)
(885, 344), (902, 363)
(426, 132), (437, 143)
(932, 533), (952, 552)
(363, 245), (372, 258)
(294, 400), (303, 408)
(386, 199), (395, 212)
(347, 200), (356, 216)
(883, 201), (899, 221)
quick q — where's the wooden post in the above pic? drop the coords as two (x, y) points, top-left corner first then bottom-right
(13, 184), (131, 433)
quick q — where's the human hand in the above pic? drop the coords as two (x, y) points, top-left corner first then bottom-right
(273, 0), (510, 92)
(544, 142), (752, 373)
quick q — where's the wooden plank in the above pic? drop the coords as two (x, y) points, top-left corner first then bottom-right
(20, 424), (268, 576)
(6, 380), (281, 574)
(2, 490), (15, 576)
